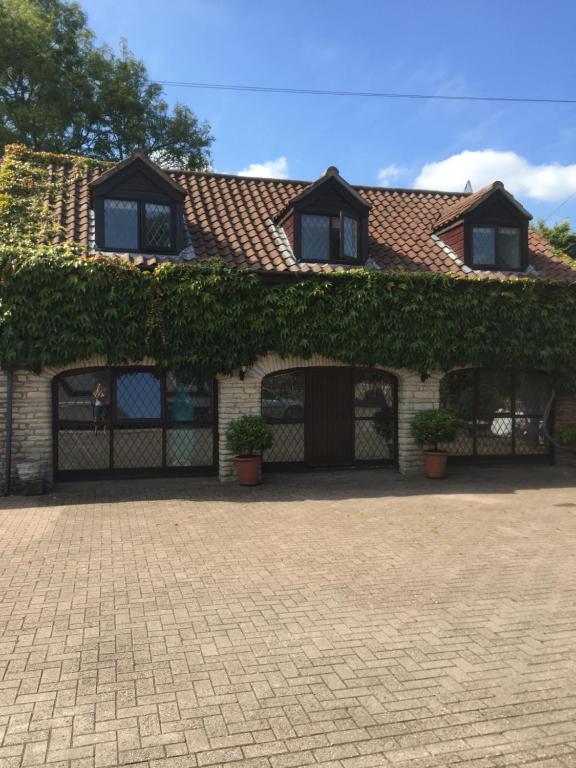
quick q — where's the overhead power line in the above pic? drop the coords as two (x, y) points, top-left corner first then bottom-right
(154, 80), (576, 105)
(543, 191), (576, 222)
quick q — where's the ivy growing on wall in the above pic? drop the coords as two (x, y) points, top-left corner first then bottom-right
(1, 144), (576, 387)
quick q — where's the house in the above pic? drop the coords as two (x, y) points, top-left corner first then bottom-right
(1, 145), (575, 489)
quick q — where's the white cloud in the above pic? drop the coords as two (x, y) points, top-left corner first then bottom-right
(236, 157), (289, 179)
(377, 164), (402, 186)
(413, 149), (576, 202)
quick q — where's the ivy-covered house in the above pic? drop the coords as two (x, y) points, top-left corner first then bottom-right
(1, 144), (576, 490)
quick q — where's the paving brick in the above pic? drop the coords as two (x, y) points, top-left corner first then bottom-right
(1, 468), (576, 768)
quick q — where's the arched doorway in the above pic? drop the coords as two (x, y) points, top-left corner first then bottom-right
(261, 367), (397, 468)
(439, 369), (553, 462)
(53, 367), (217, 478)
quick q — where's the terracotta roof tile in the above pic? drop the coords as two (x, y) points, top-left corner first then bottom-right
(42, 158), (576, 281)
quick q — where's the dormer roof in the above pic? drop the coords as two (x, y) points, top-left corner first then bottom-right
(276, 165), (371, 223)
(433, 181), (532, 233)
(89, 151), (185, 201)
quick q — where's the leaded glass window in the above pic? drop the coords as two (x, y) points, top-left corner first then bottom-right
(144, 203), (172, 249)
(101, 199), (175, 252)
(498, 227), (521, 269)
(343, 216), (358, 259)
(472, 227), (495, 265)
(301, 215), (330, 261)
(104, 200), (138, 250)
(300, 212), (360, 262)
(471, 226), (522, 270)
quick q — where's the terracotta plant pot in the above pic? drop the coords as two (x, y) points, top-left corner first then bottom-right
(422, 450), (448, 479)
(234, 455), (261, 486)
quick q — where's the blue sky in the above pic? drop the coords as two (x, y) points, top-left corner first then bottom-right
(80, 0), (576, 224)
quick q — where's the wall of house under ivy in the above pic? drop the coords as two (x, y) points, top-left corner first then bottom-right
(1, 144), (576, 391)
(1, 255), (576, 391)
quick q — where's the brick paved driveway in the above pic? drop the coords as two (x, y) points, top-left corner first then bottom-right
(1, 467), (576, 768)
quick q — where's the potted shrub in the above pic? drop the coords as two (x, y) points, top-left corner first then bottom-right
(410, 409), (461, 479)
(226, 415), (273, 486)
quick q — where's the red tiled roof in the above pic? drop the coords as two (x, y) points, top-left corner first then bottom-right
(45, 158), (576, 281)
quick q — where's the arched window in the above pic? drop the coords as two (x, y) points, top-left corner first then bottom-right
(439, 369), (552, 461)
(261, 367), (397, 468)
(53, 367), (216, 478)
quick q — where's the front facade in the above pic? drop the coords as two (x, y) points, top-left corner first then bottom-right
(1, 147), (576, 490)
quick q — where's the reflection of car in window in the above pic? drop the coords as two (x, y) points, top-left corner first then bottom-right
(491, 409), (544, 444)
(262, 387), (304, 420)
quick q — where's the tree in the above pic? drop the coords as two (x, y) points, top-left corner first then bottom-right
(0, 0), (213, 169)
(534, 218), (576, 261)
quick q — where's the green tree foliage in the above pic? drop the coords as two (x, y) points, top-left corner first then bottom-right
(534, 218), (576, 260)
(0, 0), (213, 169)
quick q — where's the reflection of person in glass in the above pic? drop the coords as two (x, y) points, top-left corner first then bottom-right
(92, 383), (106, 432)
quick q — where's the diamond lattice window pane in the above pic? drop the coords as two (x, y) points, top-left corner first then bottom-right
(264, 423), (305, 462)
(167, 427), (213, 466)
(439, 424), (474, 456)
(104, 199), (138, 250)
(144, 203), (172, 250)
(115, 372), (161, 420)
(514, 418), (547, 454)
(515, 372), (550, 415)
(472, 227), (495, 265)
(440, 369), (475, 421)
(58, 370), (111, 423)
(477, 370), (512, 421)
(354, 418), (393, 461)
(498, 227), (521, 270)
(301, 215), (330, 261)
(343, 216), (358, 259)
(113, 427), (163, 468)
(166, 374), (213, 425)
(58, 429), (110, 470)
(262, 373), (305, 421)
(354, 372), (394, 417)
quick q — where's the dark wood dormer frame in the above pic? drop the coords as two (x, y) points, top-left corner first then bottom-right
(90, 153), (185, 255)
(436, 183), (532, 272)
(279, 168), (371, 265)
(464, 192), (530, 272)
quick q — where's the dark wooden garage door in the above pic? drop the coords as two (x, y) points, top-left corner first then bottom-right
(306, 368), (353, 466)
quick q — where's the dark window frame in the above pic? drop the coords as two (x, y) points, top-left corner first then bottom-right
(296, 210), (363, 264)
(52, 366), (218, 479)
(468, 224), (525, 271)
(439, 368), (554, 464)
(95, 196), (179, 255)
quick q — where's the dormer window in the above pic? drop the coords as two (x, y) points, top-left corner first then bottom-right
(472, 226), (521, 270)
(433, 182), (531, 273)
(103, 200), (173, 252)
(301, 213), (359, 262)
(91, 151), (185, 255)
(277, 166), (370, 265)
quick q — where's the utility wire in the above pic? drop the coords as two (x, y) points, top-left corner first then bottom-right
(154, 80), (576, 105)
(543, 191), (576, 222)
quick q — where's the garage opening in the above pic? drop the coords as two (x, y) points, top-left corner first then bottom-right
(53, 367), (217, 478)
(439, 369), (553, 463)
(261, 367), (397, 469)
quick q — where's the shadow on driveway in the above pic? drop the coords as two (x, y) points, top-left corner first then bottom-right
(2, 463), (575, 509)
